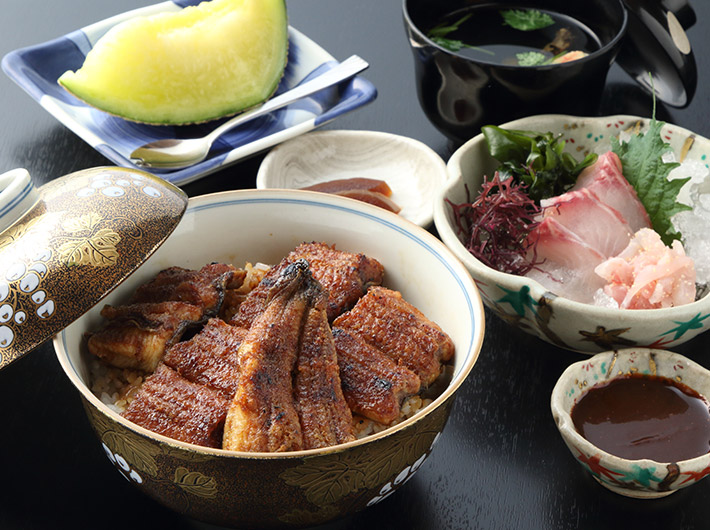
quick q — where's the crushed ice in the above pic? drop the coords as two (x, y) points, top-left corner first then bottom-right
(668, 151), (710, 287)
(593, 288), (619, 309)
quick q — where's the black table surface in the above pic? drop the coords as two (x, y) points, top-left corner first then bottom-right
(3, 1), (710, 529)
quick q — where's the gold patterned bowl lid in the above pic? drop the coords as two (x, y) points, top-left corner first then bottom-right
(0, 166), (188, 370)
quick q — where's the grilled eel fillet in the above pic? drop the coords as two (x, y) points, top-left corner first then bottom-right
(223, 259), (354, 452)
(130, 263), (246, 314)
(122, 317), (247, 448)
(87, 301), (203, 372)
(287, 242), (385, 321)
(332, 327), (421, 424)
(333, 286), (455, 386)
(122, 363), (230, 448)
(219, 263), (270, 322)
(295, 275), (355, 449)
(162, 317), (247, 399)
(230, 242), (384, 328)
(88, 263), (243, 372)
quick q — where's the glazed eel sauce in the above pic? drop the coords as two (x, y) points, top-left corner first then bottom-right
(571, 373), (710, 462)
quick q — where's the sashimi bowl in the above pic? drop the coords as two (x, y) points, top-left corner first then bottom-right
(434, 114), (710, 353)
(53, 189), (485, 528)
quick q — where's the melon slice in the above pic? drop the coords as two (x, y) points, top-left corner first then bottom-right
(58, 0), (288, 125)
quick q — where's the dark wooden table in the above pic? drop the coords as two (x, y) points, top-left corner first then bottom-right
(2, 1), (710, 529)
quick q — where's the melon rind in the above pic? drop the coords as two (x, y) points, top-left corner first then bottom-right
(58, 0), (289, 125)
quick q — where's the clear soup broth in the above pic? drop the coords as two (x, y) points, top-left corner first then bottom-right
(427, 4), (601, 66)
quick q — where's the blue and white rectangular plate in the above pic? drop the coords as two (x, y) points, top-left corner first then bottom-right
(1, 0), (377, 186)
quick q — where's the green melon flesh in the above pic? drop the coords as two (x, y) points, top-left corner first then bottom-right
(58, 0), (288, 125)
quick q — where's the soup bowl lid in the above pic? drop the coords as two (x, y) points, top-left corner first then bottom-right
(0, 166), (187, 370)
(616, 0), (697, 107)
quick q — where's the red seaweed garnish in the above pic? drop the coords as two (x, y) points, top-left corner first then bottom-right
(446, 172), (542, 275)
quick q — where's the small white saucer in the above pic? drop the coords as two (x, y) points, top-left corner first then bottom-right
(256, 130), (447, 227)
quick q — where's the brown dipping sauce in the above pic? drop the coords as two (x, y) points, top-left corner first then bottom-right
(571, 374), (710, 462)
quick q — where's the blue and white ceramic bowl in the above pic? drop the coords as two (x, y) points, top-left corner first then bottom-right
(1, 0), (377, 186)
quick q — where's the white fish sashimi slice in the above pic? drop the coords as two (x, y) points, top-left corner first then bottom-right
(541, 187), (633, 258)
(529, 217), (606, 268)
(524, 217), (606, 303)
(572, 151), (651, 232)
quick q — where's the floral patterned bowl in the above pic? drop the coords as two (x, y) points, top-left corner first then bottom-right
(551, 347), (710, 498)
(53, 188), (485, 528)
(434, 114), (710, 353)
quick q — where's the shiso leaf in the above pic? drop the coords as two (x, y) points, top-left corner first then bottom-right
(611, 119), (691, 244)
(500, 9), (554, 31)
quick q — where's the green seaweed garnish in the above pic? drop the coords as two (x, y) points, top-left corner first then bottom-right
(482, 126), (597, 202)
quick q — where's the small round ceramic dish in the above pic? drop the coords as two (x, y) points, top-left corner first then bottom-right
(256, 130), (447, 227)
(434, 114), (710, 353)
(551, 347), (710, 499)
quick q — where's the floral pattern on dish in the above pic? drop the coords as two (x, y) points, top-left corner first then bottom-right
(552, 348), (710, 498)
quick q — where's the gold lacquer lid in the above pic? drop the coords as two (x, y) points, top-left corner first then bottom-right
(0, 166), (188, 370)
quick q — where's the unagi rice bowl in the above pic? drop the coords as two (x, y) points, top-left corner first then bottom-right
(53, 188), (484, 528)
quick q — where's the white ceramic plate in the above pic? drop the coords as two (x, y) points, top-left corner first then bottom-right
(1, 0), (377, 187)
(256, 130), (447, 227)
